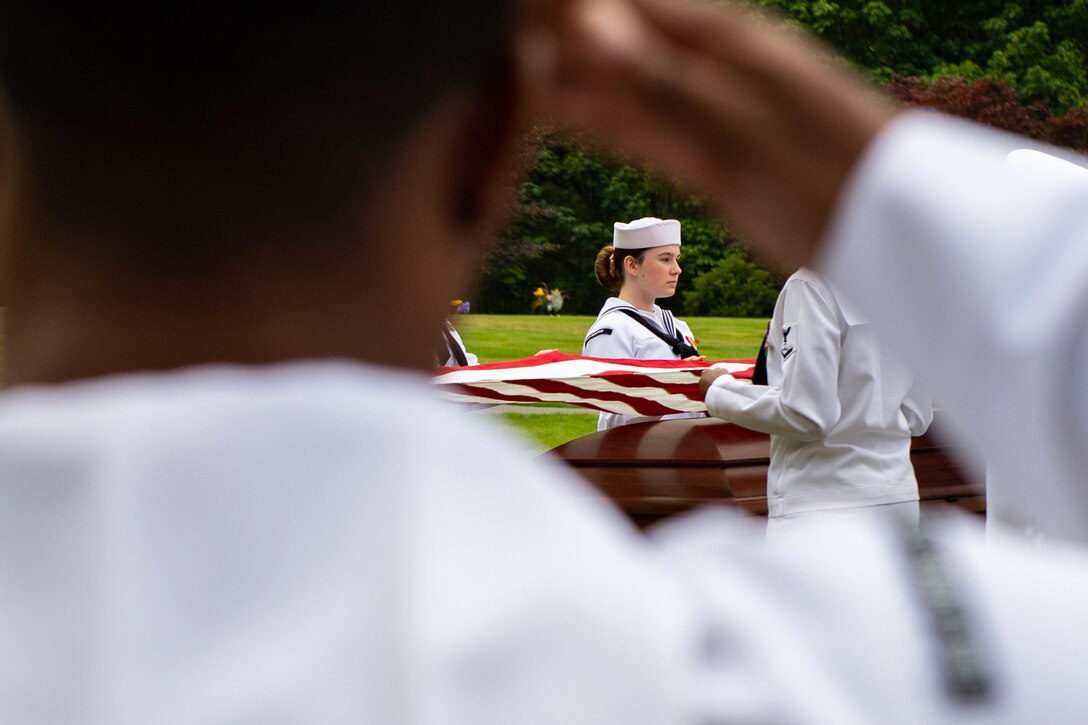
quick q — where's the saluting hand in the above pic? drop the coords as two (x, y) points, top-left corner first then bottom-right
(518, 0), (898, 269)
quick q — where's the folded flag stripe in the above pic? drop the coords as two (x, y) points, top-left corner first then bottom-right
(434, 351), (756, 416)
(440, 382), (678, 417)
(441, 378), (695, 417)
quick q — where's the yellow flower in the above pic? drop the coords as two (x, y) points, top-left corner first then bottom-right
(533, 287), (545, 296)
(450, 299), (463, 306)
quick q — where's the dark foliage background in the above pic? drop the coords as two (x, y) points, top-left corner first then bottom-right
(472, 0), (1088, 316)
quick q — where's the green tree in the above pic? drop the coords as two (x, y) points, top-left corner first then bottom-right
(477, 129), (742, 315)
(476, 0), (1088, 320)
(752, 0), (1088, 109)
(682, 250), (784, 318)
(981, 21), (1086, 110)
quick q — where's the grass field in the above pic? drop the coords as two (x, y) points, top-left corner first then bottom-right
(448, 314), (768, 452)
(0, 309), (761, 453)
(452, 314), (767, 363)
(495, 411), (600, 454)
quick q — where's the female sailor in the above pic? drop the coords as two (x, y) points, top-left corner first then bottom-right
(583, 217), (704, 430)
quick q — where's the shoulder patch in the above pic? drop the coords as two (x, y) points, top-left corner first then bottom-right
(781, 323), (796, 361)
(584, 328), (613, 344)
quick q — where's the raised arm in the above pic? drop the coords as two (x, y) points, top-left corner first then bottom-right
(519, 0), (897, 268)
(520, 0), (1088, 544)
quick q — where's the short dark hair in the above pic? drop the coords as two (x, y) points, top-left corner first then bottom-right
(0, 2), (513, 253)
(0, 2), (511, 142)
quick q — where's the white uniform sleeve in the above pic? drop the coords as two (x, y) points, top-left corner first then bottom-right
(704, 279), (842, 439)
(583, 321), (635, 359)
(900, 377), (934, 437)
(820, 110), (1088, 543)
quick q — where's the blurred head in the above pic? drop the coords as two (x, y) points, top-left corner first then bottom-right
(0, 1), (523, 379)
(0, 2), (514, 235)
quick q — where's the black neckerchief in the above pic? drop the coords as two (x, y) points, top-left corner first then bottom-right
(611, 307), (699, 358)
(439, 325), (469, 367)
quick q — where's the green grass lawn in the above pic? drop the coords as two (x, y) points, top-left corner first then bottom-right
(453, 314), (767, 363)
(448, 313), (768, 451)
(496, 411), (601, 455)
(0, 308), (759, 453)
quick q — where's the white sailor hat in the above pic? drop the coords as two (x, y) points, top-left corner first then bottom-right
(613, 217), (681, 250)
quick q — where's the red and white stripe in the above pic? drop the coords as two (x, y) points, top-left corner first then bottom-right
(433, 351), (755, 416)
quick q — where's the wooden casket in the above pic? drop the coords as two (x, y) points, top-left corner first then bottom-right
(549, 417), (984, 529)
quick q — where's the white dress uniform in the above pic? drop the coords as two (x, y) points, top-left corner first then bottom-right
(704, 269), (933, 525)
(582, 217), (704, 431)
(583, 297), (702, 430)
(819, 110), (1088, 545)
(438, 321), (479, 368)
(6, 361), (1088, 722)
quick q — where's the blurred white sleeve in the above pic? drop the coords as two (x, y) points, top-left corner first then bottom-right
(820, 110), (1088, 545)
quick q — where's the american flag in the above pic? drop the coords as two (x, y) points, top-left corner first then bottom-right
(433, 351), (756, 416)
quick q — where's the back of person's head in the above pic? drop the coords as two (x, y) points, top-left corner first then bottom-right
(0, 1), (520, 380)
(594, 244), (645, 291)
(0, 1), (513, 249)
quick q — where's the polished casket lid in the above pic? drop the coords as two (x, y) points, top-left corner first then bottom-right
(549, 417), (983, 528)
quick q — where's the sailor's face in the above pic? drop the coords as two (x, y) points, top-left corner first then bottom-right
(632, 244), (682, 299)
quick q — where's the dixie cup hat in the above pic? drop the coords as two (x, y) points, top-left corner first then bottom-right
(613, 217), (682, 250)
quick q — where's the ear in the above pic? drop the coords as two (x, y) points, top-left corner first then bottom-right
(623, 253), (641, 276)
(0, 100), (12, 307)
(446, 57), (523, 241)
(355, 60), (526, 370)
